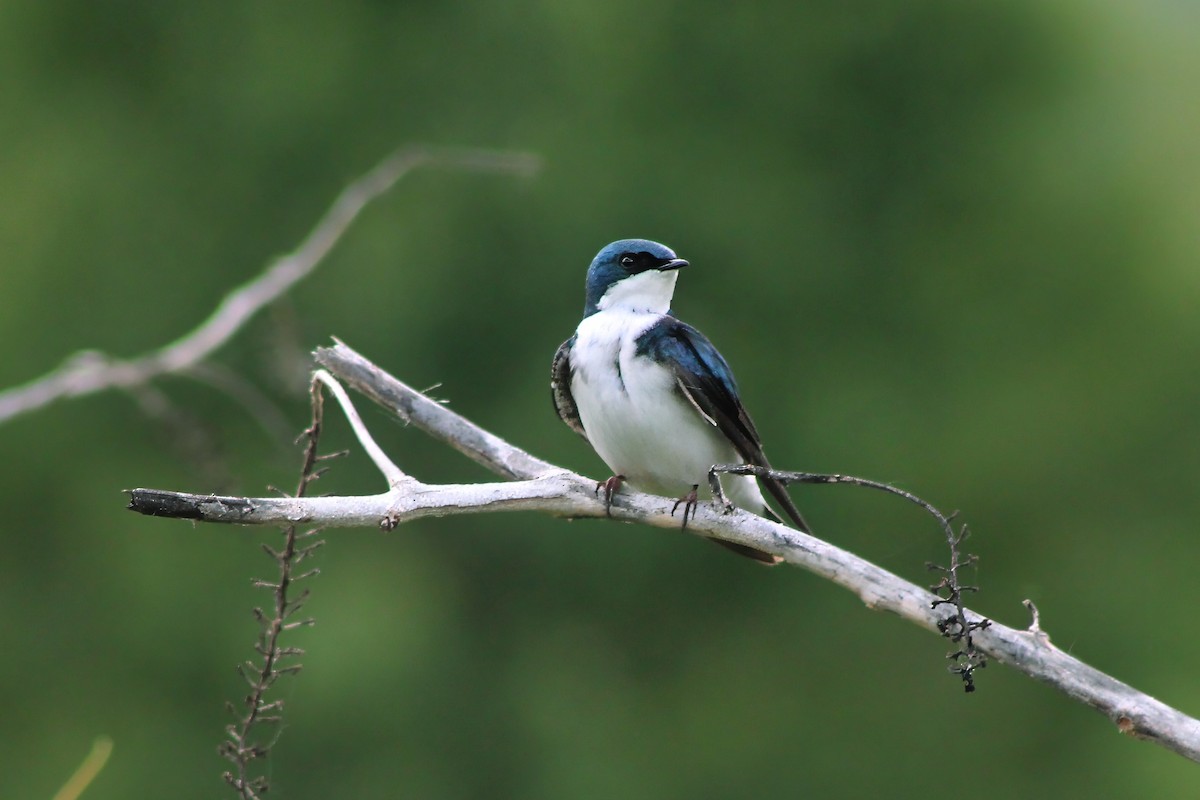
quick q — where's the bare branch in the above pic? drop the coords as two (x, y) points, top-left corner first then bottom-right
(0, 145), (540, 426)
(129, 341), (1200, 763)
(314, 337), (560, 481)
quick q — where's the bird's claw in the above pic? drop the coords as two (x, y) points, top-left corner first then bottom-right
(596, 474), (625, 516)
(671, 484), (700, 530)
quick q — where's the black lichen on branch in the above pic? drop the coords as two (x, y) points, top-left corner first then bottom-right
(126, 489), (258, 521)
(928, 519), (990, 692)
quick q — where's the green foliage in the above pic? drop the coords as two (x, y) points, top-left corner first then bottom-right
(3, 0), (1199, 796)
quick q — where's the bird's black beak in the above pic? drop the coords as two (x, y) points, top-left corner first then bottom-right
(657, 258), (689, 271)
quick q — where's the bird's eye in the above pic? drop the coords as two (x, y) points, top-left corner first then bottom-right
(620, 255), (634, 267)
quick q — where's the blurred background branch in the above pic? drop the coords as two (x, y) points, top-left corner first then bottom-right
(51, 737), (113, 800)
(0, 145), (539, 426)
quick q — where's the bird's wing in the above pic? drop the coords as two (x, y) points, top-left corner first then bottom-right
(551, 335), (588, 440)
(637, 317), (811, 533)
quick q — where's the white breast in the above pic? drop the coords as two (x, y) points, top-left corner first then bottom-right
(570, 310), (768, 512)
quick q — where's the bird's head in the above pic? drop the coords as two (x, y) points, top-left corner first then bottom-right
(583, 239), (689, 317)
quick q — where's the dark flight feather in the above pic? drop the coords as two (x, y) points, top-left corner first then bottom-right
(636, 317), (811, 534)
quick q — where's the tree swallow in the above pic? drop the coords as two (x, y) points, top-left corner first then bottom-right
(551, 239), (810, 564)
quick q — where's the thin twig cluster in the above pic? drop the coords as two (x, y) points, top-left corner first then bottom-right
(218, 379), (334, 798)
(710, 464), (990, 691)
(928, 517), (989, 691)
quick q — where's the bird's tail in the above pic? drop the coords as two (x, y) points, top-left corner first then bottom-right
(711, 538), (784, 565)
(762, 474), (811, 533)
(707, 469), (806, 565)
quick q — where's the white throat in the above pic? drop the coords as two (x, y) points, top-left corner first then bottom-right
(596, 270), (679, 315)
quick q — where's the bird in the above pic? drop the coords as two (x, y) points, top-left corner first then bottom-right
(551, 238), (809, 564)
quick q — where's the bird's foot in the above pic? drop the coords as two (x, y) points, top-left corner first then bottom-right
(596, 474), (625, 516)
(671, 484), (700, 530)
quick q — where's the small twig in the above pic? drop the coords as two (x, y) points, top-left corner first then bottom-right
(218, 377), (330, 799)
(128, 382), (232, 489)
(311, 369), (408, 488)
(709, 464), (990, 691)
(1024, 599), (1045, 637)
(185, 361), (295, 445)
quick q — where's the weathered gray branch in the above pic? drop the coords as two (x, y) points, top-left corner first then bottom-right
(128, 340), (1200, 763)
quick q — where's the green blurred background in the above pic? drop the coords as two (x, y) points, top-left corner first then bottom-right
(3, 0), (1199, 796)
